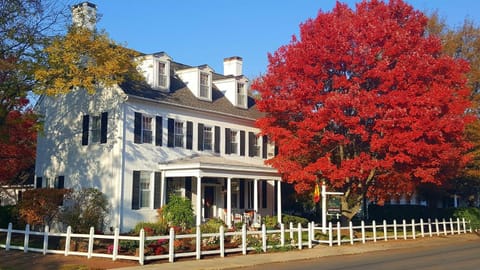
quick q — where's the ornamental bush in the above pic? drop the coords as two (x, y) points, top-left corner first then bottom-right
(160, 194), (194, 230)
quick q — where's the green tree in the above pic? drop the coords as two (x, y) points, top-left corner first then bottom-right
(160, 195), (195, 230)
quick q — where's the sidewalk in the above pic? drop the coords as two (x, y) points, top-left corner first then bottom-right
(115, 233), (479, 270)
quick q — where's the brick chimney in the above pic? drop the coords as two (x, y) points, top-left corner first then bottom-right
(71, 2), (97, 31)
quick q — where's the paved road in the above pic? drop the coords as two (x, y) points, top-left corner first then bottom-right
(237, 238), (480, 270)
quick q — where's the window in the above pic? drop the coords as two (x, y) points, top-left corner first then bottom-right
(174, 121), (184, 147)
(90, 115), (101, 143)
(200, 72), (209, 98)
(203, 126), (212, 151)
(142, 116), (153, 144)
(158, 62), (167, 88)
(139, 172), (151, 208)
(230, 130), (238, 154)
(237, 83), (246, 106)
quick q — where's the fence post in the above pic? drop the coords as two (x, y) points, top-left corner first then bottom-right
(402, 219), (407, 240)
(435, 219), (440, 236)
(65, 226), (71, 256)
(442, 219), (447, 236)
(311, 221), (315, 245)
(449, 218), (454, 235)
(242, 224), (247, 255)
(420, 219), (424, 238)
(220, 225), (225, 258)
(383, 220), (387, 241)
(262, 224), (267, 252)
(308, 222), (312, 249)
(428, 218), (432, 237)
(336, 222), (342, 246)
(372, 220), (377, 242)
(280, 223), (285, 247)
(87, 227), (94, 259)
(196, 225), (201, 260)
(6, 223), (12, 251)
(411, 219), (416, 240)
(361, 220), (366, 244)
(393, 220), (397, 240)
(329, 222), (333, 247)
(168, 227), (174, 263)
(289, 222), (294, 242)
(43, 225), (49, 255)
(139, 228), (145, 265)
(24, 224), (30, 253)
(462, 218), (467, 234)
(112, 228), (119, 261)
(349, 221), (354, 245)
(457, 218), (461, 234)
(297, 223), (302, 250)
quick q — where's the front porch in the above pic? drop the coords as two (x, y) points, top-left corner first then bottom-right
(158, 156), (282, 228)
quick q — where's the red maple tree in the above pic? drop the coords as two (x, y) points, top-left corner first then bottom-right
(253, 0), (473, 219)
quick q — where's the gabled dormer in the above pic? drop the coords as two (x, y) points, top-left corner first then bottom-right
(175, 65), (213, 102)
(213, 56), (248, 109)
(137, 52), (172, 91)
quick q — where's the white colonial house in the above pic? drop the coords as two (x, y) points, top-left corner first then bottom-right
(34, 2), (282, 233)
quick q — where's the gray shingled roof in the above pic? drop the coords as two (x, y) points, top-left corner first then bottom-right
(120, 61), (263, 120)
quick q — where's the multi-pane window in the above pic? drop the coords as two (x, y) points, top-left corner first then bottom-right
(252, 136), (260, 157)
(230, 130), (238, 154)
(203, 126), (212, 151)
(237, 83), (246, 106)
(142, 116), (152, 143)
(158, 62), (167, 88)
(200, 72), (209, 98)
(140, 172), (150, 208)
(174, 121), (184, 147)
(90, 115), (101, 143)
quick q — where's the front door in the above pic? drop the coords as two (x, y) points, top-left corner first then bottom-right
(204, 186), (215, 219)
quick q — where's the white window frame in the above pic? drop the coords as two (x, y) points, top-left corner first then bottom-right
(200, 72), (210, 99)
(174, 121), (184, 147)
(90, 115), (101, 143)
(203, 126), (213, 151)
(253, 135), (261, 157)
(157, 61), (168, 88)
(142, 116), (153, 144)
(139, 171), (151, 208)
(230, 130), (238, 155)
(237, 82), (246, 107)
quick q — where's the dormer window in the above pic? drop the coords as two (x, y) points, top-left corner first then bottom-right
(157, 62), (168, 88)
(237, 83), (246, 107)
(200, 72), (210, 99)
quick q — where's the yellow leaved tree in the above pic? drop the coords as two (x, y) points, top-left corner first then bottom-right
(34, 26), (142, 95)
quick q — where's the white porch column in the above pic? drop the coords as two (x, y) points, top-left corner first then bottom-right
(227, 178), (232, 228)
(254, 179), (259, 214)
(196, 177), (202, 226)
(277, 180), (282, 224)
(160, 172), (166, 207)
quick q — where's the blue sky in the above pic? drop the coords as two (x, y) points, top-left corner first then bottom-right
(84, 0), (478, 79)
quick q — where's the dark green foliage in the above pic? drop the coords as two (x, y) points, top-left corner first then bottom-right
(263, 215), (279, 229)
(132, 222), (167, 235)
(453, 207), (480, 230)
(282, 214), (309, 227)
(0, 205), (17, 228)
(367, 204), (455, 223)
(161, 194), (194, 230)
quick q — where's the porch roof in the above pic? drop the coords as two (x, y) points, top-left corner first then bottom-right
(158, 155), (282, 180)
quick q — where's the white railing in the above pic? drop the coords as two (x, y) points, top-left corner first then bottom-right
(0, 218), (472, 265)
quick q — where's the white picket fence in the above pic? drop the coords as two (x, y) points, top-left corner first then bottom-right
(0, 217), (472, 265)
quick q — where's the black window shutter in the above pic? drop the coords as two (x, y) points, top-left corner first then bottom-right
(185, 177), (192, 200)
(186, 121), (193, 150)
(155, 116), (163, 146)
(198, 123), (204, 151)
(262, 181), (267, 208)
(240, 131), (245, 156)
(100, 112), (108, 144)
(214, 126), (220, 153)
(262, 135), (268, 159)
(225, 128), (231, 154)
(239, 181), (245, 209)
(36, 177), (43, 189)
(248, 132), (256, 157)
(134, 112), (142, 144)
(57, 176), (65, 189)
(154, 172), (161, 209)
(167, 118), (174, 147)
(82, 115), (89, 145)
(132, 171), (140, 210)
(274, 145), (279, 156)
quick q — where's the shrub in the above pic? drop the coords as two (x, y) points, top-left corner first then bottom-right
(133, 221), (167, 235)
(453, 207), (480, 230)
(60, 188), (109, 233)
(199, 218), (225, 233)
(263, 215), (279, 229)
(282, 214), (308, 227)
(161, 194), (194, 230)
(0, 205), (17, 228)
